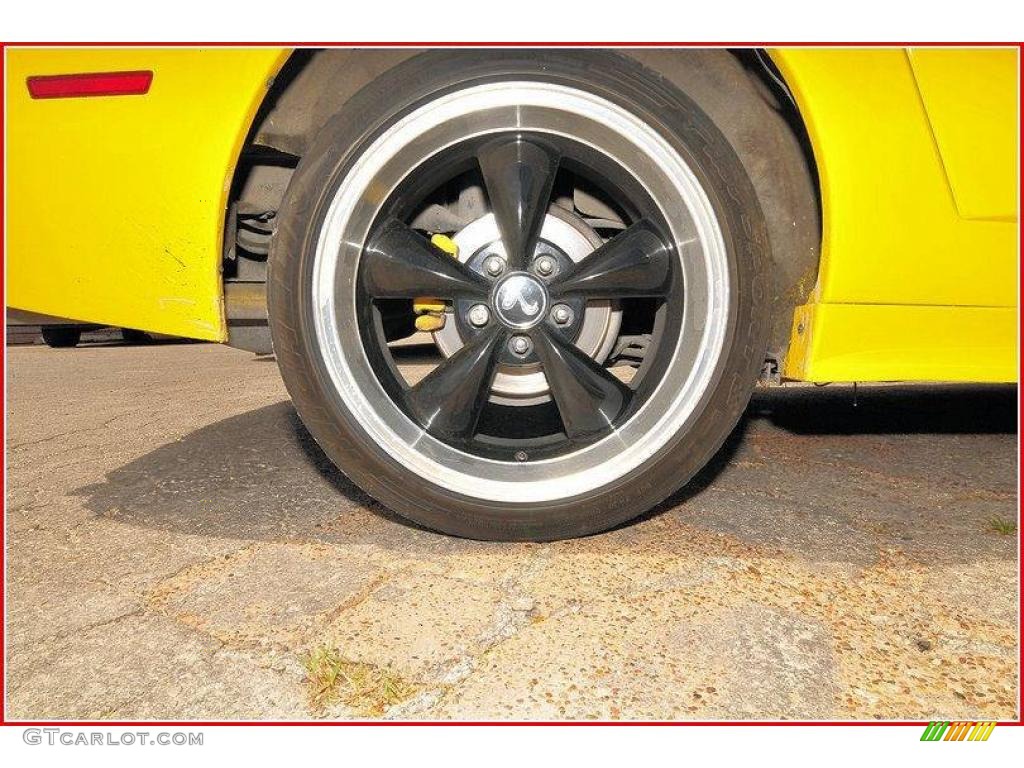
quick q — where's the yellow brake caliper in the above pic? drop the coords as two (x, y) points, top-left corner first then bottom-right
(412, 233), (459, 332)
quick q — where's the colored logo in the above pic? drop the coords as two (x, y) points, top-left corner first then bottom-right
(920, 721), (997, 741)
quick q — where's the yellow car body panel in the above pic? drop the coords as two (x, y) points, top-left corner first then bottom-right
(908, 48), (1018, 221)
(786, 304), (1017, 383)
(770, 47), (1018, 382)
(4, 47), (1019, 381)
(5, 47), (289, 340)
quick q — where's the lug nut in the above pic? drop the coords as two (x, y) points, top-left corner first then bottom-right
(483, 255), (506, 277)
(534, 255), (556, 277)
(467, 304), (490, 328)
(551, 304), (573, 325)
(509, 335), (532, 356)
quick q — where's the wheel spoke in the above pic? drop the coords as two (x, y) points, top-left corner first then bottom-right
(530, 326), (630, 440)
(477, 138), (560, 271)
(363, 218), (489, 299)
(551, 219), (671, 299)
(406, 327), (504, 443)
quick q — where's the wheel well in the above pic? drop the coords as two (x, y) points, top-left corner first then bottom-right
(223, 48), (821, 361)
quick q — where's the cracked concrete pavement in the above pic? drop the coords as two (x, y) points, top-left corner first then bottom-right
(4, 342), (1019, 720)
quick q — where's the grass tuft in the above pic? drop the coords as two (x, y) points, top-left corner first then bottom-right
(986, 516), (1017, 536)
(303, 645), (417, 716)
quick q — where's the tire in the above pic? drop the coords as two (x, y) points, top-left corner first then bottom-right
(41, 326), (81, 348)
(269, 50), (770, 541)
(122, 329), (153, 345)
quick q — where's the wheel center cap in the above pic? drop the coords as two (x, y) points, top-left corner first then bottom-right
(491, 273), (549, 330)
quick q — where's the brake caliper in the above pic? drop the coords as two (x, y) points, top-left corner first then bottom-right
(412, 233), (459, 332)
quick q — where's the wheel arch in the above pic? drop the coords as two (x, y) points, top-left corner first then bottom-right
(228, 48), (821, 361)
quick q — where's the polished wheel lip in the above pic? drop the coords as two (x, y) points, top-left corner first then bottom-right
(491, 272), (549, 330)
(312, 81), (730, 503)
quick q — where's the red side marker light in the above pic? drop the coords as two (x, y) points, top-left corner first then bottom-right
(26, 70), (153, 99)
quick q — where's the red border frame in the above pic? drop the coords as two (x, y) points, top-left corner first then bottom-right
(0, 40), (1021, 729)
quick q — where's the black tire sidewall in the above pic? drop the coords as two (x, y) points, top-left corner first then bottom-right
(42, 327), (81, 348)
(269, 50), (769, 541)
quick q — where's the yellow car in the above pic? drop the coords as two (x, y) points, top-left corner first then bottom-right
(5, 47), (1018, 540)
